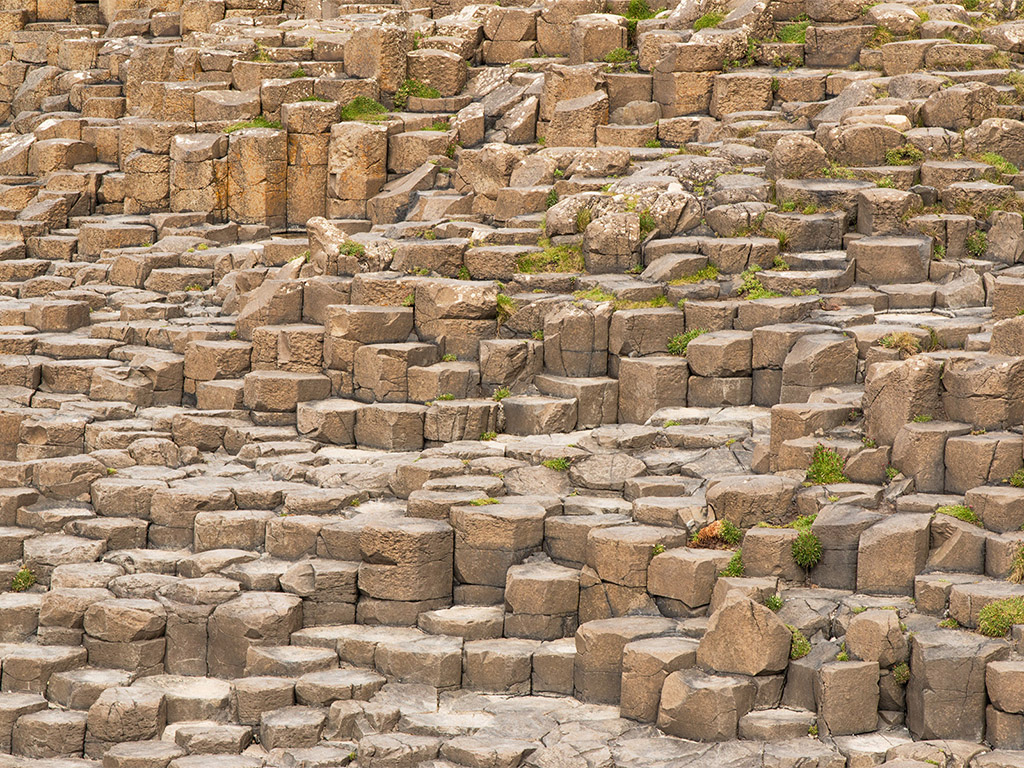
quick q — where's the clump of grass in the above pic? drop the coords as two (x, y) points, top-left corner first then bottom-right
(806, 444), (848, 484)
(638, 210), (658, 238)
(791, 530), (823, 570)
(492, 387), (511, 401)
(652, 543), (666, 556)
(573, 286), (616, 303)
(669, 265), (719, 285)
(880, 331), (920, 357)
(470, 498), (499, 506)
(885, 145), (924, 166)
(622, 0), (663, 40)
(545, 188), (559, 209)
(576, 207), (592, 232)
(251, 42), (272, 62)
(766, 594), (783, 612)
(496, 293), (517, 325)
(891, 662), (910, 685)
(789, 625), (811, 659)
(912, 414), (933, 423)
(966, 230), (987, 258)
(836, 643), (850, 662)
(604, 47), (633, 63)
(938, 617), (959, 628)
(1008, 468), (1024, 488)
(667, 327), (707, 356)
(694, 10), (724, 29)
(978, 597), (1024, 637)
(339, 240), (365, 260)
(480, 431), (497, 441)
(393, 79), (440, 110)
(821, 162), (854, 179)
(289, 67), (307, 78)
(517, 241), (584, 273)
(1009, 544), (1024, 584)
(542, 457), (570, 471)
(691, 519), (742, 549)
(11, 567), (34, 592)
(719, 549), (744, 577)
(935, 504), (982, 527)
(224, 115), (281, 133)
(979, 152), (1020, 175)
(777, 19), (810, 43)
(738, 266), (782, 300)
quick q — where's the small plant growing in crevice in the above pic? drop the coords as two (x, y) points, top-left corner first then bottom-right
(885, 144), (923, 166)
(766, 594), (783, 612)
(880, 331), (920, 357)
(791, 529), (823, 570)
(669, 265), (719, 285)
(339, 240), (365, 260)
(667, 327), (707, 356)
(470, 498), (499, 506)
(789, 625), (811, 659)
(778, 19), (810, 43)
(690, 519), (743, 549)
(891, 662), (910, 685)
(496, 293), (517, 325)
(11, 567), (34, 592)
(542, 457), (571, 471)
(938, 617), (959, 629)
(737, 266), (782, 300)
(693, 10), (724, 29)
(651, 543), (666, 556)
(719, 549), (744, 577)
(979, 152), (1020, 176)
(1009, 544), (1024, 584)
(978, 597), (1024, 637)
(480, 431), (497, 441)
(935, 504), (982, 527)
(393, 79), (440, 110)
(1006, 468), (1024, 488)
(835, 643), (849, 662)
(492, 388), (511, 401)
(224, 115), (282, 133)
(806, 444), (848, 484)
(966, 230), (988, 258)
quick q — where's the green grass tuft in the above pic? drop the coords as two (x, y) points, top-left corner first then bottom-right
(719, 549), (744, 577)
(806, 444), (848, 484)
(11, 567), (34, 592)
(789, 625), (811, 659)
(224, 115), (281, 133)
(935, 504), (982, 527)
(693, 11), (724, 30)
(978, 597), (1024, 637)
(791, 529), (823, 570)
(667, 327), (708, 356)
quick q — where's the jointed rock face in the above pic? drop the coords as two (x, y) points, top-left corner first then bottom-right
(3, 0), (1024, 766)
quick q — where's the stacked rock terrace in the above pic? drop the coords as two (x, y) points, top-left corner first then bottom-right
(2, 0), (1024, 766)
